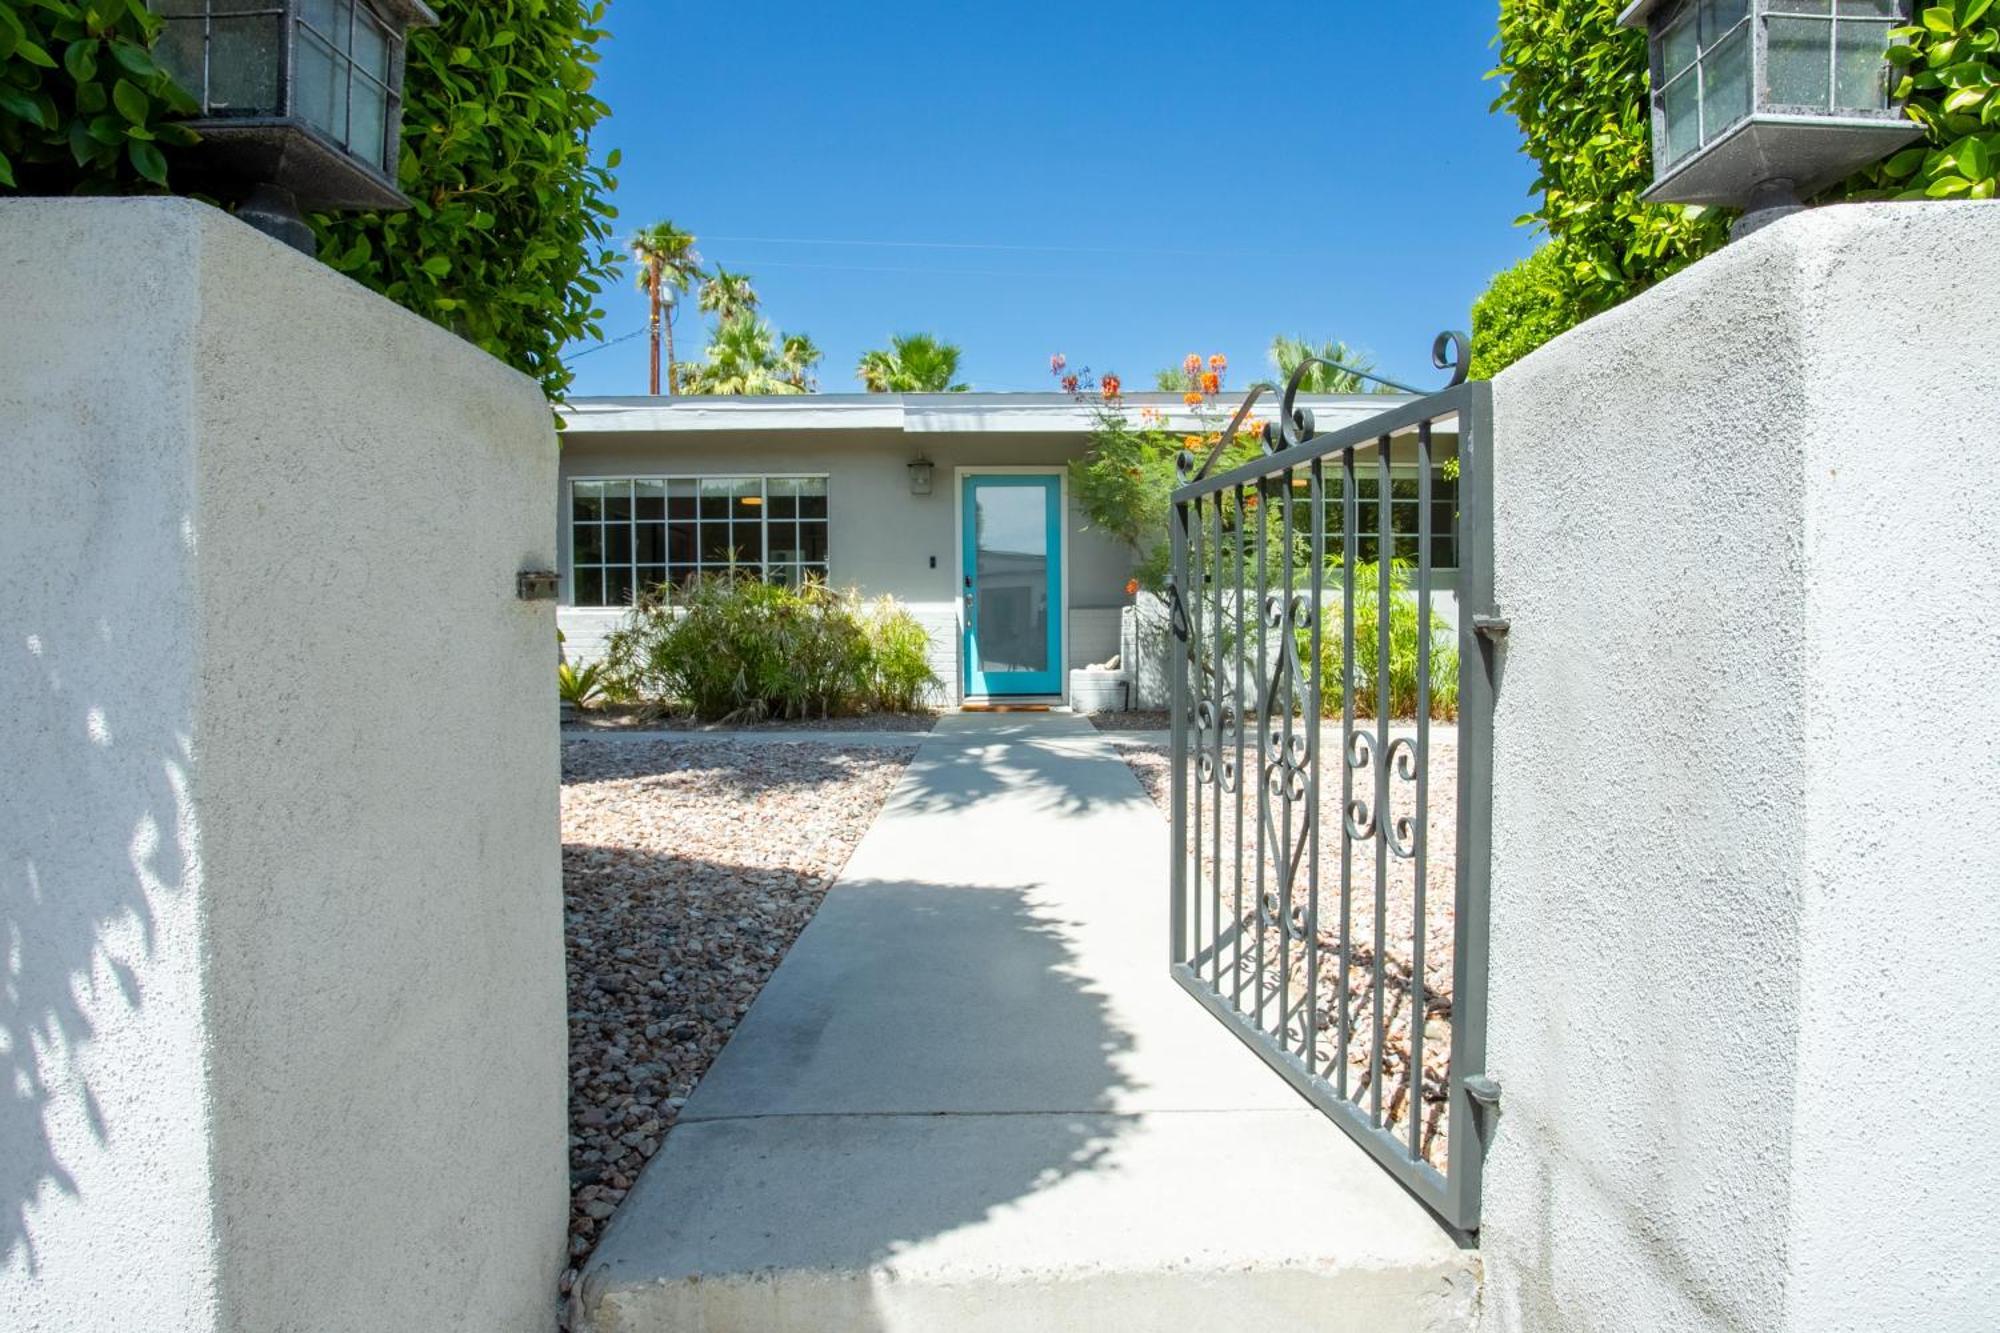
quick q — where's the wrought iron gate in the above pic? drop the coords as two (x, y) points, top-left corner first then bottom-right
(1166, 338), (1499, 1231)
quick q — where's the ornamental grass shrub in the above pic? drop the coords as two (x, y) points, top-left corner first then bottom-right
(1311, 560), (1461, 723)
(602, 575), (938, 722)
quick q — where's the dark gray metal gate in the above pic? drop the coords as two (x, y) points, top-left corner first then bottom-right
(1166, 339), (1499, 1231)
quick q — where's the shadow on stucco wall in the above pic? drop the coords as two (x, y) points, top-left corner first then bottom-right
(1, 622), (198, 1274)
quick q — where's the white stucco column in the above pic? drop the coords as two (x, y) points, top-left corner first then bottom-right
(1, 198), (566, 1331)
(1478, 200), (2000, 1332)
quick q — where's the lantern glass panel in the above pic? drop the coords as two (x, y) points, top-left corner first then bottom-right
(1663, 9), (1699, 78)
(1835, 14), (1900, 109)
(1703, 22), (1752, 139)
(1664, 72), (1702, 163)
(1767, 12), (1831, 106)
(206, 14), (280, 114)
(296, 25), (346, 142)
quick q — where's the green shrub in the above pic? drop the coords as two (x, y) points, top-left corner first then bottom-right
(0, 0), (199, 192)
(1469, 243), (1579, 379)
(602, 576), (937, 722)
(1478, 0), (2000, 376)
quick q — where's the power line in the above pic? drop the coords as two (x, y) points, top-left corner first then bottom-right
(704, 233), (1310, 262)
(569, 326), (647, 359)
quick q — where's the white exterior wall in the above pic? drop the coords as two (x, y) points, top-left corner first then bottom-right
(554, 432), (1138, 701)
(1480, 200), (2000, 1333)
(1, 199), (567, 1331)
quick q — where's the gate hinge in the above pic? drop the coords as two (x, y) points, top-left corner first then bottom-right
(1462, 1073), (1502, 1107)
(517, 569), (560, 601)
(1471, 614), (1510, 641)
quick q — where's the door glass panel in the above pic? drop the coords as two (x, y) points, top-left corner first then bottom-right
(973, 485), (1049, 675)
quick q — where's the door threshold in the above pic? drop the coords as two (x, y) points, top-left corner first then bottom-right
(959, 696), (1067, 713)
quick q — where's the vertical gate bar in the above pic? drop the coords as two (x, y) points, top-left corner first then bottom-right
(1168, 497), (1190, 969)
(1212, 493), (1225, 988)
(1278, 465), (1295, 1054)
(1410, 419), (1434, 1162)
(1233, 484), (1248, 1010)
(1447, 386), (1497, 1229)
(1253, 477), (1268, 1034)
(1306, 456), (1324, 1073)
(1370, 435), (1391, 1128)
(1337, 446), (1357, 1098)
(1190, 495), (1204, 976)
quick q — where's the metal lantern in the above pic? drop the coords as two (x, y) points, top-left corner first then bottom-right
(907, 456), (935, 496)
(1619, 0), (1920, 233)
(152, 0), (439, 253)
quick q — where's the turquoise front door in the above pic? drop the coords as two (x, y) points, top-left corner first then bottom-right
(962, 475), (1063, 697)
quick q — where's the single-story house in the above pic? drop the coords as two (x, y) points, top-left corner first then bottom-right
(553, 391), (1457, 706)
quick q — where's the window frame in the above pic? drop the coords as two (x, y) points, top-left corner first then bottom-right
(1306, 462), (1462, 575)
(565, 472), (831, 607)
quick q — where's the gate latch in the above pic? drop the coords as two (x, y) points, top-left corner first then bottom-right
(1471, 614), (1510, 641)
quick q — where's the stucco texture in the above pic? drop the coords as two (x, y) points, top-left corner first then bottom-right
(1480, 201), (2000, 1333)
(1, 198), (566, 1331)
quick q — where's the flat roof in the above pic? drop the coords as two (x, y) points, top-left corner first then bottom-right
(557, 391), (1419, 436)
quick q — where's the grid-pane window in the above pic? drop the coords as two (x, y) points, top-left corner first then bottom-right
(1320, 468), (1459, 571)
(570, 475), (829, 605)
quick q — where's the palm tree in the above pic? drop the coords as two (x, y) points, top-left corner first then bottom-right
(681, 313), (807, 395)
(1266, 335), (1399, 394)
(855, 333), (969, 393)
(779, 331), (822, 392)
(629, 221), (705, 395)
(697, 264), (759, 323)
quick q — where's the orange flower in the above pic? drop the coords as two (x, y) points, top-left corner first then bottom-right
(1243, 493), (1260, 509)
(1124, 578), (1140, 596)
(1182, 353), (1201, 378)
(1209, 353), (1228, 371)
(1183, 390), (1203, 407)
(1061, 374), (1080, 394)
(1183, 434), (1201, 448)
(1101, 374), (1122, 399)
(1200, 370), (1221, 394)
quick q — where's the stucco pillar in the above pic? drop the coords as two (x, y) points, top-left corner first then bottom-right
(1, 198), (566, 1331)
(1478, 201), (2000, 1332)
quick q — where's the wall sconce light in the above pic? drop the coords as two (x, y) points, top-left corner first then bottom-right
(908, 456), (935, 496)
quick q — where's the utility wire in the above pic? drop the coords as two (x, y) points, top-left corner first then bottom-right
(703, 233), (1310, 261)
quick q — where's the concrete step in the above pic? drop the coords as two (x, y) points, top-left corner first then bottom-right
(573, 1110), (1479, 1332)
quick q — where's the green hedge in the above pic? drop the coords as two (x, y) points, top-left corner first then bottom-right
(1, 0), (620, 401)
(0, 0), (196, 191)
(311, 0), (620, 401)
(1477, 0), (2000, 377)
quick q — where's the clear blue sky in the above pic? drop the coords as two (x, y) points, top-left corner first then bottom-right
(565, 2), (1539, 398)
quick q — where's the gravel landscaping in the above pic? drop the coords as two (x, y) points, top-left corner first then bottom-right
(1087, 709), (1170, 732)
(559, 739), (911, 1296)
(1120, 724), (1461, 1169)
(567, 707), (939, 734)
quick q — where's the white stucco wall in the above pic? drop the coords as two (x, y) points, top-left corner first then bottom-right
(1480, 200), (2000, 1333)
(1, 198), (567, 1331)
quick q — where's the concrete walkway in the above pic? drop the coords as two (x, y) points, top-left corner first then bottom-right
(571, 712), (1477, 1332)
